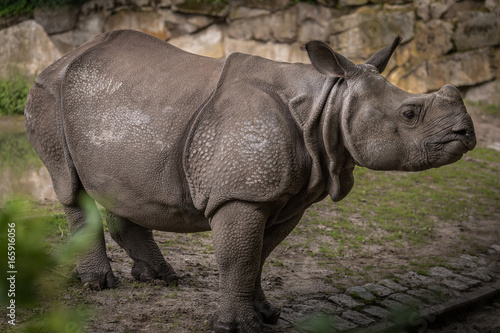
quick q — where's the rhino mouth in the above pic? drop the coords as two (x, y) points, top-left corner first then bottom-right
(426, 136), (474, 168)
(442, 139), (470, 155)
(443, 130), (476, 150)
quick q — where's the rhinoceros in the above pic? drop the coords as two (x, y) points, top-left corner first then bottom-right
(25, 30), (476, 332)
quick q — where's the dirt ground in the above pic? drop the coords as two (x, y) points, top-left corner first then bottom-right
(4, 103), (499, 332)
(38, 103), (496, 333)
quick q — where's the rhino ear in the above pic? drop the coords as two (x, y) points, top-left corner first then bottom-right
(365, 36), (402, 73)
(305, 41), (356, 78)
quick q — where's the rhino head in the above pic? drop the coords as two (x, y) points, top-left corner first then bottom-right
(306, 37), (476, 172)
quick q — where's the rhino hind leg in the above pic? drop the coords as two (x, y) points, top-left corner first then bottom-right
(106, 211), (179, 284)
(25, 83), (116, 290)
(65, 198), (117, 290)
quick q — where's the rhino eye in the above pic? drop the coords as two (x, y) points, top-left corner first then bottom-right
(403, 110), (415, 120)
(401, 106), (421, 124)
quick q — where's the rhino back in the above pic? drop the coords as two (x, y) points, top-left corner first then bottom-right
(59, 30), (224, 227)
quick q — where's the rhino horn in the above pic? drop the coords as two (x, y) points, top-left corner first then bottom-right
(305, 40), (356, 78)
(365, 36), (402, 73)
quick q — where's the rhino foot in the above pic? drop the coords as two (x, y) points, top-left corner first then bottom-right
(254, 300), (281, 325)
(74, 269), (117, 290)
(210, 311), (262, 333)
(131, 260), (179, 285)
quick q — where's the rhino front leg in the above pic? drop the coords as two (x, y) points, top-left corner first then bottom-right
(106, 211), (178, 284)
(211, 201), (268, 333)
(254, 213), (304, 324)
(64, 196), (117, 290)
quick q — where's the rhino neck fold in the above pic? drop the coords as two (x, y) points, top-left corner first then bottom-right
(289, 75), (354, 203)
(317, 79), (355, 202)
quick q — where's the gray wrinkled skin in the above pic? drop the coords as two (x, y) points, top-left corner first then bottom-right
(24, 31), (476, 332)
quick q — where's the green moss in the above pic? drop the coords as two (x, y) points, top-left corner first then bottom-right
(0, 74), (32, 116)
(303, 147), (500, 256)
(0, 0), (90, 18)
(465, 100), (500, 115)
(0, 128), (42, 171)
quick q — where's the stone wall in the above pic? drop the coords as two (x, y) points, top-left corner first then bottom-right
(1, 0), (499, 104)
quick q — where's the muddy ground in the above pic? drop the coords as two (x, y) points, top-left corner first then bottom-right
(6, 104), (500, 332)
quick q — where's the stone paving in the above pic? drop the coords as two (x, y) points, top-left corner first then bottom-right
(269, 244), (500, 332)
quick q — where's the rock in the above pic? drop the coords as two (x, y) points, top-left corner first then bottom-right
(378, 279), (408, 292)
(429, 0), (453, 19)
(291, 304), (315, 314)
(157, 0), (173, 6)
(341, 0), (369, 6)
(331, 315), (358, 331)
(460, 254), (487, 266)
(227, 14), (271, 41)
(50, 13), (105, 53)
(33, 5), (80, 34)
(438, 47), (499, 89)
(298, 20), (330, 44)
(271, 7), (298, 43)
(78, 12), (106, 36)
(50, 30), (93, 54)
(317, 0), (338, 7)
(346, 286), (376, 302)
(228, 6), (268, 21)
(229, 0), (290, 11)
(443, 0), (486, 20)
(392, 48), (496, 93)
(303, 299), (342, 314)
(453, 274), (481, 288)
(388, 62), (428, 93)
(328, 7), (415, 61)
(487, 262), (500, 278)
(388, 293), (424, 307)
(363, 306), (390, 319)
(441, 278), (469, 291)
(130, 0), (151, 7)
(173, 0), (229, 17)
(104, 10), (170, 40)
(297, 2), (335, 23)
(224, 38), (309, 63)
(0, 20), (62, 80)
(407, 289), (443, 304)
(80, 0), (115, 16)
(328, 294), (363, 308)
(414, 19), (453, 60)
(169, 24), (225, 58)
(363, 283), (393, 297)
(427, 284), (458, 297)
(429, 266), (455, 278)
(0, 15), (29, 30)
(228, 7), (297, 43)
(341, 310), (375, 326)
(396, 272), (436, 288)
(159, 10), (215, 38)
(414, 0), (431, 21)
(380, 299), (403, 310)
(295, 0), (336, 43)
(454, 11), (500, 51)
(393, 40), (418, 68)
(463, 267), (493, 282)
(496, 49), (500, 78)
(486, 0), (500, 11)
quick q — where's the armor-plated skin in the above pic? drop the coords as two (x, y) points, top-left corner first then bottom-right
(25, 31), (476, 333)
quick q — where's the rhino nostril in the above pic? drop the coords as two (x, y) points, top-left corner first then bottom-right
(453, 129), (468, 136)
